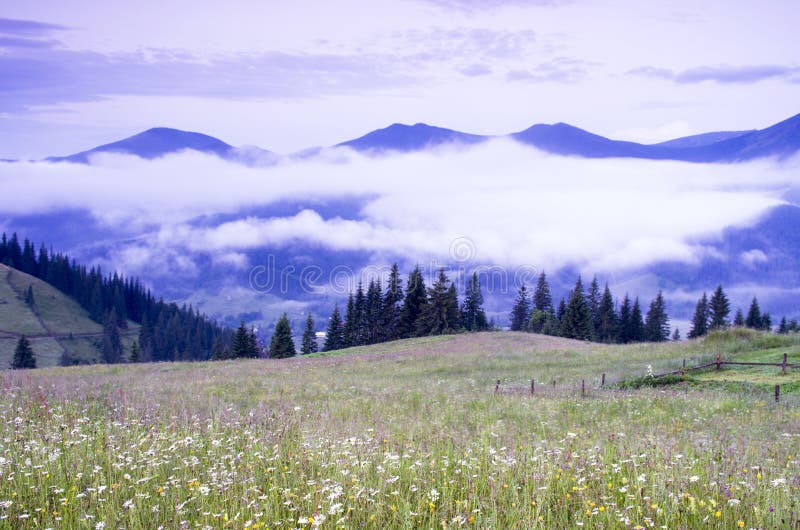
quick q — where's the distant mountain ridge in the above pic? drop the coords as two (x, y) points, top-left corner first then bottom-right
(40, 112), (800, 164)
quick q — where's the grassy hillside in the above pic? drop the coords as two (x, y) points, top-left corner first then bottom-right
(1, 330), (799, 528)
(0, 264), (138, 367)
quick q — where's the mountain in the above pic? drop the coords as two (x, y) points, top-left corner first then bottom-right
(654, 130), (753, 148)
(0, 263), (135, 367)
(337, 122), (489, 152)
(46, 127), (237, 163)
(511, 122), (656, 158)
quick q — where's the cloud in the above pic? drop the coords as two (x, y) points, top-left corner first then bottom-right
(0, 18), (68, 36)
(419, 0), (569, 11)
(740, 249), (768, 267)
(628, 64), (800, 84)
(506, 57), (592, 83)
(1, 140), (796, 279)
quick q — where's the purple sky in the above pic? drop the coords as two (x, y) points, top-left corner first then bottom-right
(0, 0), (798, 158)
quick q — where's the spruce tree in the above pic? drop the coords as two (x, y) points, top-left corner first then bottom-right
(554, 297), (567, 336)
(630, 297), (645, 342)
(380, 264), (403, 341)
(733, 308), (745, 327)
(323, 305), (345, 351)
(269, 313), (296, 358)
(400, 266), (428, 338)
(688, 292), (709, 338)
(247, 327), (260, 358)
(102, 309), (123, 364)
(417, 268), (458, 335)
(616, 294), (632, 343)
(129, 340), (140, 363)
(644, 290), (670, 342)
(778, 316), (788, 334)
(761, 313), (772, 332)
(231, 321), (251, 358)
(24, 285), (35, 307)
(12, 335), (36, 369)
(587, 276), (601, 339)
(301, 313), (318, 354)
(595, 285), (617, 343)
(533, 272), (553, 314)
(708, 285), (730, 330)
(509, 283), (531, 331)
(343, 293), (357, 347)
(461, 272), (488, 332)
(745, 297), (762, 329)
(561, 276), (592, 340)
(672, 328), (681, 341)
(365, 279), (383, 344)
(353, 281), (368, 346)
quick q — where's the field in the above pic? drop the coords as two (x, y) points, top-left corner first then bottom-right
(1, 330), (799, 529)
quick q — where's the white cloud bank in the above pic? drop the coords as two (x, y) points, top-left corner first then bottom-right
(1, 140), (798, 274)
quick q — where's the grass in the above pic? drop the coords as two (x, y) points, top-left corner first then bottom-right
(1, 330), (799, 529)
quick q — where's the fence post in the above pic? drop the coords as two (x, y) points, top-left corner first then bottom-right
(495, 379), (500, 394)
(552, 379), (556, 390)
(601, 373), (606, 388)
(782, 353), (788, 375)
(581, 379), (586, 397)
(716, 353), (721, 370)
(775, 384), (780, 402)
(531, 379), (535, 395)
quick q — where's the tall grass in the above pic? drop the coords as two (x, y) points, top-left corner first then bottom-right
(1, 331), (798, 528)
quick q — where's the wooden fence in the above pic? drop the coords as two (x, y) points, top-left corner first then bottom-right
(494, 353), (796, 402)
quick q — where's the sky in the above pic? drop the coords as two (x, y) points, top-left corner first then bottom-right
(0, 0), (798, 159)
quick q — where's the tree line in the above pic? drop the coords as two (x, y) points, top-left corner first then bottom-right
(687, 286), (779, 337)
(1, 232), (231, 365)
(508, 273), (672, 343)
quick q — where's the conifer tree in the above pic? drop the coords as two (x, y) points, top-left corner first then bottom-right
(761, 313), (772, 332)
(365, 279), (383, 344)
(380, 264), (403, 341)
(343, 293), (357, 347)
(587, 276), (601, 338)
(630, 297), (645, 342)
(554, 297), (567, 335)
(400, 266), (428, 338)
(672, 328), (681, 341)
(129, 340), (140, 363)
(616, 294), (632, 343)
(778, 316), (788, 334)
(102, 308), (123, 364)
(247, 327), (260, 357)
(733, 308), (745, 327)
(644, 290), (670, 342)
(417, 268), (458, 335)
(461, 272), (488, 332)
(301, 313), (318, 354)
(509, 284), (531, 331)
(323, 305), (345, 352)
(595, 285), (617, 343)
(561, 276), (593, 340)
(353, 281), (368, 346)
(269, 313), (296, 358)
(745, 297), (762, 329)
(688, 292), (709, 338)
(533, 272), (553, 314)
(231, 321), (253, 358)
(708, 285), (730, 330)
(12, 335), (36, 369)
(24, 284), (35, 307)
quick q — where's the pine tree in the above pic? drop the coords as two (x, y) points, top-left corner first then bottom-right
(533, 272), (553, 314)
(324, 305), (345, 352)
(708, 285), (730, 330)
(561, 276), (592, 340)
(629, 297), (645, 342)
(380, 264), (403, 341)
(616, 294), (632, 343)
(461, 272), (488, 332)
(102, 309), (123, 364)
(778, 316), (788, 334)
(400, 266), (428, 338)
(745, 297), (762, 329)
(644, 290), (670, 342)
(301, 313), (318, 354)
(733, 308), (745, 327)
(343, 293), (357, 347)
(365, 279), (383, 344)
(672, 328), (681, 341)
(12, 335), (36, 369)
(587, 276), (601, 339)
(688, 292), (709, 338)
(129, 340), (140, 363)
(231, 321), (251, 358)
(247, 327), (260, 357)
(417, 269), (458, 335)
(353, 281), (368, 346)
(269, 313), (296, 358)
(509, 284), (531, 331)
(595, 285), (617, 343)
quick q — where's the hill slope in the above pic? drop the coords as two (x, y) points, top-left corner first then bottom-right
(0, 264), (138, 368)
